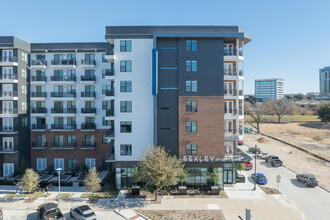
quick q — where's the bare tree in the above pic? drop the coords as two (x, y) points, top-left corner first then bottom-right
(269, 99), (293, 123)
(245, 101), (268, 133)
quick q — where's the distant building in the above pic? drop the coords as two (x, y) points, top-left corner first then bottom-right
(255, 78), (284, 100)
(319, 66), (330, 97)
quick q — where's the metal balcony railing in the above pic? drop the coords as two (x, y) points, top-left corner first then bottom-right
(0, 56), (18, 62)
(31, 76), (47, 82)
(51, 108), (76, 113)
(51, 142), (76, 149)
(81, 92), (96, 98)
(31, 60), (47, 66)
(106, 129), (115, 137)
(0, 73), (18, 80)
(81, 142), (96, 149)
(224, 49), (243, 56)
(81, 59), (96, 65)
(224, 109), (238, 115)
(31, 124), (47, 130)
(51, 76), (76, 81)
(0, 91), (18, 98)
(0, 108), (18, 114)
(81, 123), (96, 130)
(81, 108), (96, 114)
(105, 69), (114, 76)
(224, 70), (243, 77)
(51, 92), (76, 98)
(51, 124), (77, 130)
(106, 109), (114, 117)
(32, 107), (47, 113)
(81, 75), (96, 81)
(51, 59), (76, 65)
(105, 90), (114, 96)
(31, 92), (47, 98)
(31, 142), (47, 149)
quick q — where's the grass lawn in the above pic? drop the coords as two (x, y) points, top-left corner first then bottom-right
(6, 191), (50, 198)
(56, 193), (73, 199)
(246, 115), (320, 123)
(80, 191), (119, 199)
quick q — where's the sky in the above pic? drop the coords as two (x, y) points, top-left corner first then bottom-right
(0, 0), (329, 94)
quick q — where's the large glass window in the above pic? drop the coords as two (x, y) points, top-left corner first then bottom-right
(186, 121), (197, 132)
(186, 40), (197, 51)
(37, 158), (47, 171)
(85, 158), (96, 169)
(120, 121), (132, 133)
(54, 158), (64, 170)
(67, 159), (76, 169)
(186, 101), (197, 112)
(67, 135), (76, 144)
(186, 81), (197, 92)
(120, 81), (132, 92)
(120, 40), (132, 52)
(120, 144), (132, 156)
(186, 60), (197, 72)
(186, 144), (197, 155)
(120, 101), (132, 112)
(102, 117), (112, 126)
(120, 60), (132, 72)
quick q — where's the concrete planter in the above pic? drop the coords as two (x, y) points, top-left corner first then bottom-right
(178, 186), (187, 195)
(211, 186), (219, 195)
(132, 186), (140, 196)
(236, 175), (246, 183)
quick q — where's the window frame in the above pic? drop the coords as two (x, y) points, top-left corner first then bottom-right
(120, 121), (132, 133)
(186, 144), (197, 155)
(120, 144), (132, 156)
(186, 101), (197, 112)
(186, 121), (197, 133)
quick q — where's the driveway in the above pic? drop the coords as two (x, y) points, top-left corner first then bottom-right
(240, 145), (330, 220)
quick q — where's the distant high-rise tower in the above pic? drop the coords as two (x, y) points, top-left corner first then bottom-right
(255, 78), (284, 100)
(320, 67), (330, 97)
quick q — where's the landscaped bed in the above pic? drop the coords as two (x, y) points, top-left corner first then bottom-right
(136, 210), (226, 220)
(56, 193), (73, 199)
(260, 186), (281, 195)
(5, 191), (50, 198)
(80, 191), (119, 199)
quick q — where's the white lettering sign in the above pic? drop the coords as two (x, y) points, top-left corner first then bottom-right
(182, 155), (243, 163)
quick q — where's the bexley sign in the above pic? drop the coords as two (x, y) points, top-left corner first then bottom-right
(182, 155), (243, 163)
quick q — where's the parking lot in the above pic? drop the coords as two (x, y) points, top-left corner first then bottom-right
(240, 144), (330, 220)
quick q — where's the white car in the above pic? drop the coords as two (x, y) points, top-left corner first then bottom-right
(70, 205), (96, 220)
(258, 151), (269, 159)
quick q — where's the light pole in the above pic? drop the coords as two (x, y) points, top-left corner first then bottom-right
(253, 144), (257, 190)
(56, 168), (62, 200)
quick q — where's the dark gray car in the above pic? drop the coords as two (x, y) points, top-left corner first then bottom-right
(296, 174), (318, 187)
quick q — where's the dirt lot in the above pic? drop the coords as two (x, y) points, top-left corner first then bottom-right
(137, 210), (225, 220)
(244, 133), (330, 191)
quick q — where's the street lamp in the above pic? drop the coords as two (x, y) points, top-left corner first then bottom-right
(56, 168), (62, 200)
(253, 144), (257, 191)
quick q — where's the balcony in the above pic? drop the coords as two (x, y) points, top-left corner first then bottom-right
(81, 123), (96, 130)
(50, 59), (76, 68)
(30, 60), (47, 69)
(0, 126), (18, 134)
(81, 92), (96, 98)
(31, 107), (47, 114)
(81, 75), (96, 83)
(50, 92), (76, 98)
(104, 49), (114, 63)
(0, 56), (18, 66)
(81, 108), (96, 114)
(224, 69), (243, 77)
(225, 109), (237, 116)
(106, 109), (114, 117)
(225, 129), (238, 140)
(81, 142), (96, 149)
(80, 59), (96, 68)
(32, 124), (47, 130)
(105, 90), (114, 97)
(51, 108), (76, 114)
(51, 142), (76, 149)
(224, 90), (237, 97)
(0, 91), (18, 100)
(31, 76), (47, 82)
(51, 124), (77, 130)
(224, 49), (243, 56)
(104, 69), (114, 80)
(106, 129), (115, 138)
(106, 150), (115, 162)
(0, 108), (18, 115)
(31, 142), (48, 149)
(0, 73), (18, 83)
(31, 92), (47, 99)
(50, 76), (76, 82)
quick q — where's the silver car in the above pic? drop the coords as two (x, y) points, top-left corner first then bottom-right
(70, 205), (96, 220)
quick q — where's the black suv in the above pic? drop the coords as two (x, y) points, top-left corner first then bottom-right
(296, 174), (318, 187)
(265, 155), (278, 163)
(37, 203), (65, 220)
(267, 156), (283, 167)
(248, 147), (260, 154)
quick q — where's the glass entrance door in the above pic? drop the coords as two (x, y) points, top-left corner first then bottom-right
(223, 170), (233, 184)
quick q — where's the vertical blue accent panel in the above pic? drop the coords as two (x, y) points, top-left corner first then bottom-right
(152, 48), (157, 95)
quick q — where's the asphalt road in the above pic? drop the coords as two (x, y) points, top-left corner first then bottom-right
(241, 145), (330, 220)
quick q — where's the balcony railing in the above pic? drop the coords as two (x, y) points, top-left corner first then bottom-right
(31, 92), (47, 98)
(81, 59), (96, 65)
(31, 60), (47, 66)
(51, 108), (77, 114)
(105, 69), (114, 76)
(51, 124), (77, 130)
(32, 124), (47, 130)
(81, 75), (96, 81)
(0, 56), (18, 62)
(0, 91), (18, 98)
(105, 90), (114, 97)
(225, 129), (236, 136)
(51, 142), (76, 149)
(51, 59), (76, 65)
(224, 90), (237, 96)
(51, 76), (76, 81)
(224, 70), (243, 77)
(81, 123), (96, 130)
(239, 109), (243, 115)
(106, 129), (115, 137)
(106, 109), (114, 117)
(31, 76), (47, 82)
(81, 142), (96, 149)
(0, 126), (17, 132)
(0, 108), (18, 114)
(81, 92), (96, 98)
(224, 49), (243, 56)
(225, 109), (237, 115)
(32, 107), (47, 114)
(0, 73), (18, 80)
(51, 92), (76, 98)
(106, 151), (115, 161)
(31, 142), (48, 149)
(81, 108), (96, 114)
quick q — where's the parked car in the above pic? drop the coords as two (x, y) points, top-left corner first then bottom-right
(270, 159), (283, 167)
(244, 161), (253, 170)
(37, 203), (65, 220)
(0, 209), (3, 220)
(265, 155), (279, 163)
(237, 140), (244, 145)
(248, 147), (260, 154)
(260, 152), (269, 159)
(251, 173), (268, 185)
(296, 174), (318, 187)
(70, 205), (96, 220)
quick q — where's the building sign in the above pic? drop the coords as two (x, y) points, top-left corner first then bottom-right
(182, 155), (244, 163)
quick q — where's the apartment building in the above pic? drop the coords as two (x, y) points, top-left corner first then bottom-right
(255, 78), (284, 100)
(105, 26), (250, 189)
(0, 37), (30, 177)
(320, 66), (330, 96)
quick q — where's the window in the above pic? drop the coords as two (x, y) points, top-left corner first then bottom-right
(22, 102), (27, 111)
(67, 135), (76, 144)
(22, 52), (28, 62)
(67, 159), (76, 169)
(54, 158), (64, 170)
(102, 135), (108, 144)
(120, 101), (132, 112)
(102, 85), (111, 94)
(120, 121), (132, 133)
(186, 60), (197, 72)
(186, 144), (197, 155)
(120, 81), (132, 92)
(85, 135), (95, 145)
(102, 101), (112, 110)
(3, 137), (13, 151)
(22, 117), (28, 127)
(186, 121), (197, 132)
(120, 60), (132, 72)
(120, 40), (132, 52)
(22, 69), (27, 78)
(67, 54), (76, 60)
(102, 53), (109, 63)
(21, 85), (27, 94)
(37, 158), (47, 171)
(102, 69), (110, 78)
(120, 144), (132, 156)
(186, 101), (197, 112)
(85, 158), (96, 169)
(186, 81), (197, 92)
(102, 117), (111, 126)
(54, 135), (64, 146)
(186, 40), (197, 52)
